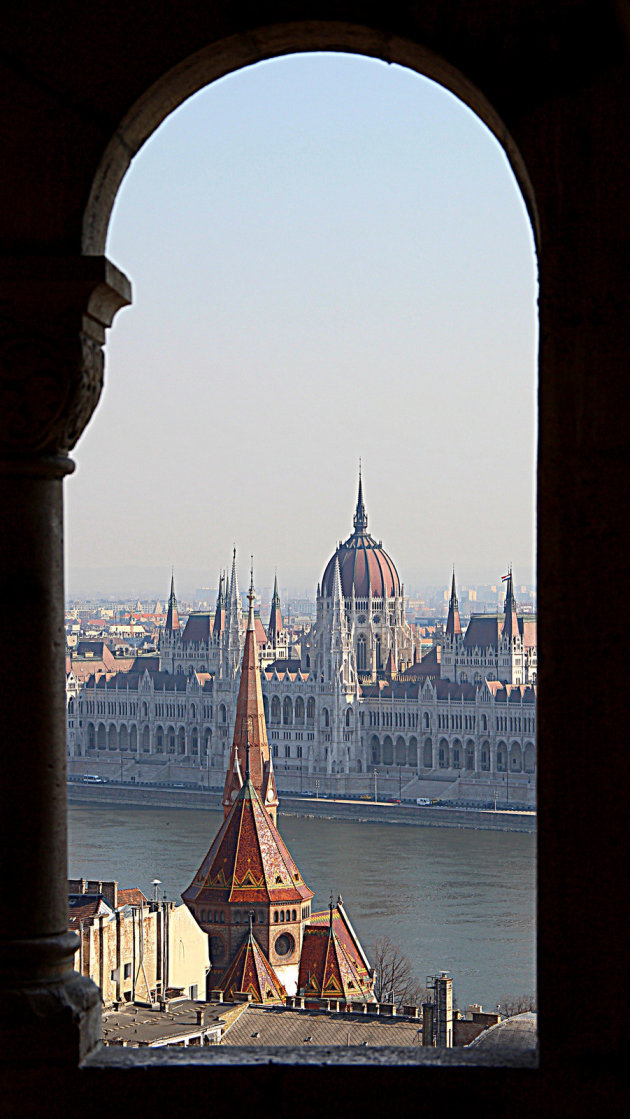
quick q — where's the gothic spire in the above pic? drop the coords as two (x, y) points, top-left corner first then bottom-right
(213, 571), (226, 637)
(222, 562), (279, 825)
(164, 569), (180, 633)
(353, 462), (368, 534)
(267, 571), (283, 646)
(502, 567), (519, 641)
(445, 567), (461, 638)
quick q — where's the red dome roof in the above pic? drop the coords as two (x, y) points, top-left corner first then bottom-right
(321, 474), (401, 599)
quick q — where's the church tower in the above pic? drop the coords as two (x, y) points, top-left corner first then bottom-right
(499, 568), (524, 684)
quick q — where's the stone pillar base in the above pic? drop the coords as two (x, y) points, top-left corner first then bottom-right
(0, 968), (101, 1067)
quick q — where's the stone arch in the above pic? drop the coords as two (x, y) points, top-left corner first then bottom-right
(438, 737), (449, 769)
(167, 725), (175, 753)
(322, 707), (330, 729)
(481, 739), (491, 771)
(270, 696), (281, 723)
(97, 723), (106, 750)
(191, 727), (198, 754)
(177, 726), (186, 754)
(294, 696), (304, 725)
(142, 725), (151, 752)
(219, 703), (227, 724)
(129, 724), (137, 752)
(68, 697), (75, 715)
(395, 735), (406, 765)
(87, 723), (96, 751)
(345, 707), (354, 728)
(371, 735), (381, 765)
(203, 727), (212, 757)
(465, 738), (475, 770)
(119, 724), (128, 751)
(282, 696), (293, 725)
(156, 725), (164, 753)
(357, 634), (367, 672)
(423, 737), (433, 768)
(496, 740), (507, 771)
(408, 736), (417, 767)
(141, 700), (148, 718)
(306, 697), (315, 723)
(382, 735), (393, 765)
(510, 741), (523, 771)
(423, 711), (430, 730)
(452, 738), (462, 769)
(524, 741), (536, 774)
(108, 724), (117, 750)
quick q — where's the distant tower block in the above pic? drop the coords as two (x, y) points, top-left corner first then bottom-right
(435, 973), (453, 1048)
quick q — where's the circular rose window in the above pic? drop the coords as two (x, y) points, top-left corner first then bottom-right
(274, 933), (294, 957)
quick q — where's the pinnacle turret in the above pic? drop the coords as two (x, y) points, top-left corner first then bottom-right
(502, 567), (519, 641)
(267, 571), (284, 646)
(445, 568), (462, 638)
(353, 463), (368, 534)
(164, 570), (180, 633)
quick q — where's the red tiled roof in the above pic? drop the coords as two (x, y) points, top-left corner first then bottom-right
(182, 779), (313, 908)
(117, 888), (148, 907)
(298, 908), (373, 1002)
(218, 927), (285, 1003)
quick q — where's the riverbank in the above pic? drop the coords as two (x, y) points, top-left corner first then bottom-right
(67, 782), (535, 833)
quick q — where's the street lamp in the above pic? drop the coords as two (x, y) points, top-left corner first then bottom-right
(373, 769), (378, 802)
(152, 879), (162, 904)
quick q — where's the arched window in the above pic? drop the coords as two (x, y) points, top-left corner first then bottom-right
(283, 696), (293, 725)
(322, 708), (329, 728)
(306, 697), (315, 722)
(271, 696), (281, 722)
(357, 635), (367, 672)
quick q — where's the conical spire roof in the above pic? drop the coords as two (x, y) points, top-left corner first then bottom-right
(502, 567), (519, 641)
(445, 568), (461, 638)
(164, 571), (180, 633)
(182, 771), (313, 908)
(267, 571), (283, 645)
(222, 564), (279, 823)
(353, 463), (368, 534)
(213, 571), (226, 636)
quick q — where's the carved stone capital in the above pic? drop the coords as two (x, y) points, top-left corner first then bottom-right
(0, 257), (131, 466)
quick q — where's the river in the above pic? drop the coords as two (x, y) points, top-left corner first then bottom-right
(68, 804), (536, 1012)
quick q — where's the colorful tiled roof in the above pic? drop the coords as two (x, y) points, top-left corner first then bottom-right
(182, 777), (313, 908)
(222, 572), (278, 822)
(218, 922), (285, 1003)
(298, 904), (374, 1002)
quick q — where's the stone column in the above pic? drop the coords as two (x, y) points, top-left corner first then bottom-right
(0, 256), (131, 1066)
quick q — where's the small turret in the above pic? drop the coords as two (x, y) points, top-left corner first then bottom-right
(502, 567), (519, 642)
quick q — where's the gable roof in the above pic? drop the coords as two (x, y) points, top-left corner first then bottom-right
(218, 925), (285, 1003)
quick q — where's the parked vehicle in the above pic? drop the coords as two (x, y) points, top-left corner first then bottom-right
(83, 774), (106, 784)
(416, 797), (431, 805)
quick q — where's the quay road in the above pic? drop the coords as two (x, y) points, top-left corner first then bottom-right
(67, 778), (535, 834)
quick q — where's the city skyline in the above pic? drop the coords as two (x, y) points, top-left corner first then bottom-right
(65, 53), (537, 597)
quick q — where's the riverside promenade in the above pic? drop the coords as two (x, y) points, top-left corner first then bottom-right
(67, 780), (535, 834)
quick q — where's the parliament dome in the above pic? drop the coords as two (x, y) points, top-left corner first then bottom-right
(321, 475), (401, 600)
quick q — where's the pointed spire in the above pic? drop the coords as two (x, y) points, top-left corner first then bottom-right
(502, 566), (519, 641)
(213, 571), (226, 637)
(353, 461), (368, 534)
(164, 569), (180, 633)
(267, 570), (284, 646)
(222, 562), (279, 825)
(445, 567), (461, 638)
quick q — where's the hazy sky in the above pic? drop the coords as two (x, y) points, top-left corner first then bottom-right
(65, 53), (537, 600)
